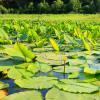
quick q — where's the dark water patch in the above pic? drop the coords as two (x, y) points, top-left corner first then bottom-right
(35, 71), (68, 79)
(89, 64), (100, 69)
(78, 56), (86, 60)
(1, 79), (31, 94)
(40, 89), (49, 100)
(0, 58), (23, 66)
(35, 72), (48, 77)
(1, 79), (15, 94)
(77, 73), (86, 80)
(52, 71), (68, 79)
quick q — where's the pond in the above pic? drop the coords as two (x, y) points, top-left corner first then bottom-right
(0, 45), (100, 100)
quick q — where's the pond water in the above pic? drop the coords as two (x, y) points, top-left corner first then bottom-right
(0, 47), (100, 99)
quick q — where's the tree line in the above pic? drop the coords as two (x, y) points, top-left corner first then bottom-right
(0, 0), (100, 14)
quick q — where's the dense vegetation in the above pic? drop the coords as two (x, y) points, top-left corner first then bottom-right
(0, 0), (100, 14)
(0, 14), (100, 99)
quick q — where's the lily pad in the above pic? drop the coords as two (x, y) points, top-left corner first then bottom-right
(7, 67), (33, 79)
(68, 59), (86, 66)
(36, 52), (66, 65)
(84, 64), (100, 74)
(55, 79), (99, 93)
(15, 76), (58, 89)
(46, 88), (100, 100)
(53, 66), (81, 73)
(0, 82), (9, 90)
(3, 91), (42, 100)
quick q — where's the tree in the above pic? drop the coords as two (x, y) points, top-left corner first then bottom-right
(26, 2), (34, 13)
(62, 3), (73, 13)
(51, 0), (64, 13)
(94, 0), (100, 12)
(70, 0), (82, 13)
(0, 5), (8, 14)
(37, 1), (50, 13)
(0, 0), (99, 13)
(81, 0), (97, 13)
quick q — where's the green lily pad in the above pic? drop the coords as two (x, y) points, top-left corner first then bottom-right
(68, 59), (86, 66)
(53, 66), (81, 73)
(35, 62), (52, 73)
(15, 76), (58, 89)
(0, 66), (12, 72)
(84, 64), (100, 74)
(55, 79), (99, 93)
(0, 82), (9, 90)
(36, 52), (66, 65)
(46, 88), (100, 100)
(68, 72), (79, 79)
(7, 67), (33, 79)
(22, 62), (52, 73)
(3, 91), (42, 100)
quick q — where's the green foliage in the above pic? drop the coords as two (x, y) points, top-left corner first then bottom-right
(46, 88), (100, 100)
(37, 2), (50, 13)
(3, 91), (42, 100)
(24, 2), (34, 13)
(5, 42), (36, 62)
(0, 28), (12, 44)
(70, 0), (82, 13)
(15, 76), (57, 89)
(51, 0), (64, 13)
(0, 15), (100, 99)
(56, 79), (99, 93)
(0, 0), (100, 13)
(84, 65), (100, 74)
(49, 38), (60, 51)
(0, 28), (9, 40)
(0, 82), (9, 90)
(0, 5), (8, 14)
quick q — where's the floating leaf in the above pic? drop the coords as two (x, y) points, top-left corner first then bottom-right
(15, 76), (57, 89)
(53, 66), (81, 73)
(0, 82), (9, 90)
(55, 79), (99, 93)
(3, 91), (42, 100)
(35, 62), (52, 73)
(68, 59), (86, 66)
(84, 64), (100, 74)
(68, 72), (79, 79)
(7, 67), (22, 79)
(46, 88), (100, 100)
(7, 67), (33, 79)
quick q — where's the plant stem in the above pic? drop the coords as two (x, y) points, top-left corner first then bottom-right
(64, 60), (66, 78)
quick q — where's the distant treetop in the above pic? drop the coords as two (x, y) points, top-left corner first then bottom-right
(0, 0), (100, 14)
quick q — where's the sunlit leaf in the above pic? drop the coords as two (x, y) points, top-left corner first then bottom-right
(49, 38), (59, 51)
(3, 91), (42, 100)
